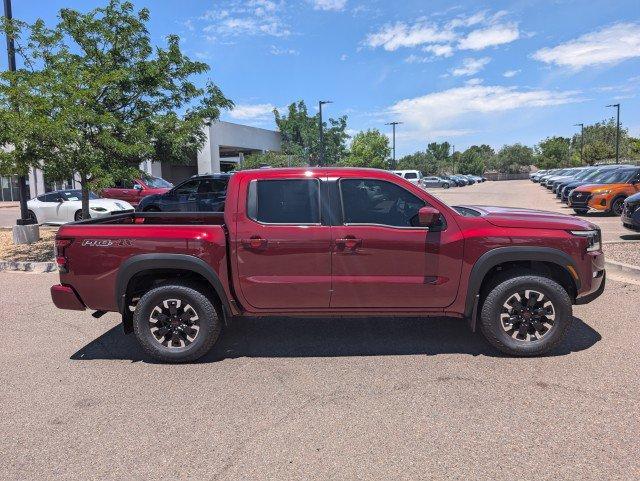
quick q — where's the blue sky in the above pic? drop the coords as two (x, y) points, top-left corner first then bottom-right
(3, 0), (640, 156)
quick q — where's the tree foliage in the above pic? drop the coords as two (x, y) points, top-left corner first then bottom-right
(0, 0), (232, 218)
(339, 129), (390, 169)
(274, 101), (348, 166)
(534, 136), (572, 169)
(493, 144), (534, 173)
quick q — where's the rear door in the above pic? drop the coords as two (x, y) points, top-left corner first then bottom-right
(330, 176), (463, 309)
(234, 173), (332, 310)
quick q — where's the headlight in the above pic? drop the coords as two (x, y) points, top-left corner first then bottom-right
(570, 229), (601, 252)
(595, 190), (611, 195)
(90, 207), (107, 212)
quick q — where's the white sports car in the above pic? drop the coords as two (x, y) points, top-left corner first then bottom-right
(27, 189), (134, 225)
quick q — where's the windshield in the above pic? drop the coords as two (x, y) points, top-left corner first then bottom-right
(143, 176), (173, 188)
(59, 190), (100, 201)
(597, 169), (637, 184)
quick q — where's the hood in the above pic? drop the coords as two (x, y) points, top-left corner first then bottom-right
(459, 205), (596, 231)
(573, 183), (625, 194)
(626, 191), (640, 203)
(142, 187), (170, 195)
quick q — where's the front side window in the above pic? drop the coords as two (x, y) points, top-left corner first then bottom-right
(174, 179), (200, 195)
(248, 179), (320, 224)
(340, 179), (426, 227)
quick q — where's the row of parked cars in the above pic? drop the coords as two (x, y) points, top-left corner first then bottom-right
(27, 168), (490, 225)
(530, 164), (640, 231)
(393, 170), (486, 189)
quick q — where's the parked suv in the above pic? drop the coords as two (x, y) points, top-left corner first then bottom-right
(569, 167), (640, 215)
(136, 173), (231, 212)
(621, 192), (640, 231)
(392, 170), (423, 185)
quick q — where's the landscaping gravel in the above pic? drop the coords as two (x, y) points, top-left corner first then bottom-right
(0, 228), (56, 262)
(603, 242), (640, 267)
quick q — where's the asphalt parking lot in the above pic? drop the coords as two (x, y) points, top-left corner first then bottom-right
(1, 180), (639, 480)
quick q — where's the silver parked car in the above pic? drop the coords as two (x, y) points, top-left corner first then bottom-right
(420, 176), (451, 189)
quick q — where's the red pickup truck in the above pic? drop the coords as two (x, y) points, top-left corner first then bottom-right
(51, 168), (605, 362)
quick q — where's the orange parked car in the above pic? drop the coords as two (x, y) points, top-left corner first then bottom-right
(569, 166), (640, 215)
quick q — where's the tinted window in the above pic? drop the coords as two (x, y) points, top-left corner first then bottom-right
(248, 179), (320, 224)
(340, 179), (426, 227)
(404, 172), (418, 179)
(143, 176), (173, 188)
(174, 179), (200, 195)
(114, 179), (135, 189)
(197, 179), (228, 194)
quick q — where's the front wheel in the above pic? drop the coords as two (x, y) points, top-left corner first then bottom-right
(573, 209), (588, 215)
(442, 183), (450, 189)
(133, 284), (222, 363)
(609, 197), (625, 216)
(479, 275), (572, 357)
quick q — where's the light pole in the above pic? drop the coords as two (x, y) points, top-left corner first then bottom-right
(606, 103), (620, 164)
(3, 0), (33, 225)
(385, 121), (402, 169)
(573, 123), (584, 164)
(318, 100), (332, 166)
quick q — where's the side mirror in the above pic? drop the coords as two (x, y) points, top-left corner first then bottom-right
(56, 196), (65, 203)
(133, 184), (143, 191)
(418, 206), (440, 226)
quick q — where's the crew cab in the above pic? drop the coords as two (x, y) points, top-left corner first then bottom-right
(51, 168), (606, 362)
(101, 176), (173, 207)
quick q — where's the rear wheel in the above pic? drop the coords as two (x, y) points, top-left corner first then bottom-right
(74, 210), (83, 221)
(27, 210), (38, 224)
(442, 183), (450, 189)
(573, 209), (588, 215)
(479, 275), (572, 357)
(133, 284), (222, 363)
(144, 206), (160, 212)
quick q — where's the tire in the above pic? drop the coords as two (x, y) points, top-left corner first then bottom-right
(27, 210), (39, 224)
(479, 274), (572, 357)
(573, 209), (588, 215)
(74, 210), (83, 221)
(609, 197), (625, 216)
(144, 206), (160, 212)
(133, 284), (222, 363)
(442, 183), (450, 189)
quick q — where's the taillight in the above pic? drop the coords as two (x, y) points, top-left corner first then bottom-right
(54, 238), (73, 273)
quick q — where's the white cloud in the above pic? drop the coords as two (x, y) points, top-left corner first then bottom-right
(465, 78), (483, 86)
(340, 53), (348, 61)
(503, 69), (520, 78)
(365, 21), (455, 51)
(422, 43), (454, 57)
(229, 103), (276, 120)
(311, 0), (347, 11)
(269, 45), (299, 55)
(458, 22), (519, 50)
(387, 85), (581, 140)
(404, 54), (430, 64)
(532, 22), (640, 69)
(451, 57), (490, 76)
(200, 0), (290, 38)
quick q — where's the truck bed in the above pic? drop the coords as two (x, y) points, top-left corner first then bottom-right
(73, 211), (226, 226)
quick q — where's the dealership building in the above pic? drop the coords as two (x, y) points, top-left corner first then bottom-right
(12, 120), (281, 199)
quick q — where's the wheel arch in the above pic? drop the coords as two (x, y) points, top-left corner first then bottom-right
(116, 254), (232, 333)
(465, 247), (580, 331)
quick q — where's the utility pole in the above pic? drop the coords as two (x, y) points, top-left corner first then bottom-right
(451, 144), (455, 174)
(3, 0), (33, 226)
(385, 121), (402, 169)
(318, 100), (332, 166)
(573, 123), (584, 164)
(606, 103), (621, 164)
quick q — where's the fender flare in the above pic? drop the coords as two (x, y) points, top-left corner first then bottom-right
(465, 246), (580, 328)
(115, 253), (232, 319)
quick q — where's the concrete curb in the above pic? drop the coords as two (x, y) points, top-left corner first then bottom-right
(605, 260), (640, 281)
(0, 260), (56, 273)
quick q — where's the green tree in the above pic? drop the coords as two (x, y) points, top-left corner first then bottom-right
(458, 146), (489, 175)
(0, 1), (232, 218)
(494, 144), (534, 173)
(274, 101), (349, 165)
(397, 150), (439, 174)
(535, 136), (572, 169)
(570, 119), (633, 165)
(339, 129), (390, 169)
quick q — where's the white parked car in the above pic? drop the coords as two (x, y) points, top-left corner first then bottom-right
(27, 189), (134, 225)
(392, 170), (423, 185)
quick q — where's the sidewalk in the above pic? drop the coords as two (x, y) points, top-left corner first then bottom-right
(0, 202), (19, 209)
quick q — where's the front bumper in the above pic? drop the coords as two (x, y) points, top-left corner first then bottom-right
(575, 251), (606, 304)
(51, 285), (86, 311)
(622, 202), (640, 231)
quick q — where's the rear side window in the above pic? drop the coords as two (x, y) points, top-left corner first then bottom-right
(404, 172), (418, 179)
(248, 179), (320, 224)
(339, 179), (426, 227)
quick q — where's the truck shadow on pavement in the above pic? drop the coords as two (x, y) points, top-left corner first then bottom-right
(70, 315), (601, 363)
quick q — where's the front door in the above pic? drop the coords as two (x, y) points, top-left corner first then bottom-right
(235, 175), (332, 310)
(330, 177), (463, 309)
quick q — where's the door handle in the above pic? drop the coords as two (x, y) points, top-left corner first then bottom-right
(335, 237), (362, 250)
(241, 236), (268, 249)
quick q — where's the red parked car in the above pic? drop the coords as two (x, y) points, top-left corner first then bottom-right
(101, 175), (173, 207)
(51, 168), (605, 362)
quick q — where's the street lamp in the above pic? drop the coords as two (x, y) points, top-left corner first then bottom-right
(385, 121), (402, 169)
(573, 123), (584, 165)
(318, 100), (332, 166)
(3, 0), (33, 226)
(606, 103), (621, 164)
